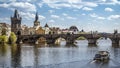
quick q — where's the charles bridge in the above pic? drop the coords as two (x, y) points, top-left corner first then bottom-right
(17, 32), (120, 47)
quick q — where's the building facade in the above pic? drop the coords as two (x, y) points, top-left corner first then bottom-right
(0, 23), (11, 37)
(35, 27), (45, 34)
(44, 23), (51, 34)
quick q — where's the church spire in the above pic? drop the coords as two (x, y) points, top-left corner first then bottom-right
(34, 12), (40, 28)
(14, 9), (18, 18)
(45, 23), (49, 27)
(35, 12), (38, 21)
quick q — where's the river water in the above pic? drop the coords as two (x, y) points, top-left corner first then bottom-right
(0, 39), (120, 68)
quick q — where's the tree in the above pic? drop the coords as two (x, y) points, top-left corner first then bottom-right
(9, 32), (17, 44)
(0, 35), (8, 44)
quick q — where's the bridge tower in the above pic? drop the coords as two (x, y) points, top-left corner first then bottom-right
(11, 9), (22, 35)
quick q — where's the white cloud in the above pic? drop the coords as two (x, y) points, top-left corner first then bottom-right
(62, 13), (68, 16)
(99, 0), (120, 5)
(49, 20), (55, 23)
(0, 17), (10, 23)
(20, 11), (45, 20)
(48, 10), (55, 13)
(68, 0), (81, 4)
(83, 2), (98, 7)
(97, 17), (105, 20)
(101, 0), (106, 2)
(90, 13), (120, 20)
(108, 15), (120, 20)
(82, 13), (86, 16)
(11, 2), (36, 12)
(38, 2), (44, 8)
(0, 0), (37, 2)
(82, 7), (93, 11)
(62, 13), (77, 20)
(0, 2), (36, 12)
(66, 16), (77, 20)
(46, 3), (71, 9)
(51, 15), (60, 18)
(90, 13), (105, 20)
(0, 3), (9, 8)
(0, 0), (16, 2)
(105, 7), (114, 12)
(71, 4), (83, 9)
(38, 15), (46, 20)
(41, 0), (97, 9)
(90, 13), (98, 17)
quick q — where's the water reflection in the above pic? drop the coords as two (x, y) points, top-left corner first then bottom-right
(0, 44), (8, 56)
(0, 44), (10, 68)
(11, 44), (21, 68)
(0, 40), (120, 68)
(34, 46), (39, 68)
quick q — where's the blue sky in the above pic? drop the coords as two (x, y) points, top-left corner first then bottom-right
(0, 0), (120, 33)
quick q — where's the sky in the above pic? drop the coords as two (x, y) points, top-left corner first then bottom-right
(0, 0), (120, 33)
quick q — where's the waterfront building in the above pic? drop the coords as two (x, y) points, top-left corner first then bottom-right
(21, 25), (29, 35)
(69, 26), (79, 34)
(49, 27), (60, 34)
(35, 27), (45, 34)
(43, 23), (51, 34)
(29, 27), (36, 35)
(60, 29), (70, 34)
(11, 9), (22, 35)
(0, 23), (11, 37)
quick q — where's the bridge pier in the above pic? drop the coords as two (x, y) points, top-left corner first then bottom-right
(88, 39), (97, 46)
(16, 35), (22, 44)
(66, 40), (74, 45)
(46, 39), (56, 45)
(111, 39), (120, 47)
(66, 37), (74, 45)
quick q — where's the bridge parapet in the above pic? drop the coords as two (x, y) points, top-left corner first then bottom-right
(17, 33), (120, 47)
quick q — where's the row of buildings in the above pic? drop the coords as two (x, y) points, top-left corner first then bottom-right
(0, 9), (85, 36)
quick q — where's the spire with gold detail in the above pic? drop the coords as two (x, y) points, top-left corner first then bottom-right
(34, 12), (40, 28)
(35, 12), (38, 22)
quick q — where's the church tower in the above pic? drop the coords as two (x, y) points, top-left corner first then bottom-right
(34, 12), (40, 28)
(11, 9), (22, 35)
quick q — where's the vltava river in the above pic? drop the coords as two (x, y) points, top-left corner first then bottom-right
(0, 39), (120, 68)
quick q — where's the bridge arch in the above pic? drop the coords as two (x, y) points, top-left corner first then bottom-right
(74, 36), (88, 46)
(97, 37), (112, 46)
(35, 36), (47, 45)
(55, 37), (66, 46)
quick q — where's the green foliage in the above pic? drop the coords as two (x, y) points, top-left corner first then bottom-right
(9, 32), (17, 44)
(0, 35), (8, 43)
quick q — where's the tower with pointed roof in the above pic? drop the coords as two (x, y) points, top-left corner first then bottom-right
(44, 23), (50, 34)
(44, 23), (49, 27)
(11, 9), (22, 35)
(34, 12), (40, 28)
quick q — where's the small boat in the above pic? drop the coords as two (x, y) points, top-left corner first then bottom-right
(93, 51), (110, 62)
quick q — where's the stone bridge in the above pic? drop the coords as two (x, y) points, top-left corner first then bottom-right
(17, 33), (120, 47)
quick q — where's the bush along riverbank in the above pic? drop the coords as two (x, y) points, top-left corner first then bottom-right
(0, 32), (17, 45)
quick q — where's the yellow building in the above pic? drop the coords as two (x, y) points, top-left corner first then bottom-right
(35, 27), (45, 34)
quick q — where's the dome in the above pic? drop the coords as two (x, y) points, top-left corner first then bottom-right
(69, 26), (79, 31)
